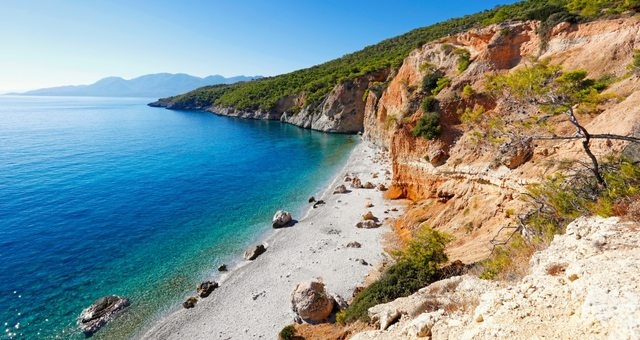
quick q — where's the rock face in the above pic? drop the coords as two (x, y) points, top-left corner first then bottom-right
(197, 281), (219, 298)
(351, 217), (640, 339)
(291, 281), (335, 323)
(499, 137), (534, 169)
(244, 244), (267, 260)
(272, 210), (293, 228)
(77, 295), (130, 336)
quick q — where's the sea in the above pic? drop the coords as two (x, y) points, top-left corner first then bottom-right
(0, 96), (356, 339)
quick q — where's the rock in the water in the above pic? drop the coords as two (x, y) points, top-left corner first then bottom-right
(333, 185), (349, 194)
(356, 220), (381, 229)
(272, 210), (293, 228)
(499, 137), (533, 169)
(346, 241), (362, 248)
(308, 196), (316, 203)
(363, 181), (376, 189)
(183, 296), (198, 309)
(291, 281), (335, 323)
(351, 177), (362, 189)
(378, 183), (387, 191)
(244, 244), (267, 260)
(362, 211), (376, 221)
(218, 264), (227, 272)
(78, 295), (130, 336)
(197, 281), (219, 298)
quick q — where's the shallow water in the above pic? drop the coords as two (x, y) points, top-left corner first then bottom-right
(0, 96), (356, 339)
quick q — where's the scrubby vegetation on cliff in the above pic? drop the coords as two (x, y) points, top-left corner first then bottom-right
(336, 227), (451, 324)
(154, 0), (638, 115)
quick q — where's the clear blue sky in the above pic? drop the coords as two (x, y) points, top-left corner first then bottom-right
(0, 0), (518, 92)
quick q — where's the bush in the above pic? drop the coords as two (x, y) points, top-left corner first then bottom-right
(422, 70), (445, 94)
(454, 48), (472, 73)
(432, 77), (451, 95)
(421, 96), (438, 112)
(412, 112), (441, 139)
(338, 227), (452, 324)
(628, 49), (640, 75)
(461, 84), (475, 98)
(279, 325), (296, 340)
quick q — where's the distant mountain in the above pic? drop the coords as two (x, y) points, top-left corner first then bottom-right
(15, 73), (261, 98)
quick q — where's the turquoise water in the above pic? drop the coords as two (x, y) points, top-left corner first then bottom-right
(0, 96), (356, 339)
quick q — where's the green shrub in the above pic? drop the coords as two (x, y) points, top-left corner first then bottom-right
(629, 49), (640, 75)
(421, 96), (438, 112)
(422, 70), (445, 94)
(461, 84), (475, 98)
(432, 77), (451, 95)
(454, 48), (471, 73)
(338, 227), (452, 324)
(412, 112), (441, 139)
(279, 325), (296, 340)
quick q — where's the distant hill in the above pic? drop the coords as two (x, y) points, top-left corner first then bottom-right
(15, 73), (261, 98)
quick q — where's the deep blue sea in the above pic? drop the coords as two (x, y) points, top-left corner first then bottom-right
(0, 96), (356, 339)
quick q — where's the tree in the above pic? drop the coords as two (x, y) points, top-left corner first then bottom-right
(487, 60), (640, 187)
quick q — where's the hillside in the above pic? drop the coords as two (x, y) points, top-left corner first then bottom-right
(150, 0), (640, 133)
(17, 73), (260, 98)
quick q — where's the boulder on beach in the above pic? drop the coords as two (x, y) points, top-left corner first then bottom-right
(378, 183), (387, 191)
(197, 281), (219, 298)
(351, 177), (362, 189)
(362, 211), (376, 221)
(308, 196), (316, 203)
(313, 200), (325, 208)
(346, 241), (362, 248)
(218, 264), (227, 272)
(344, 176), (352, 182)
(183, 296), (198, 309)
(363, 182), (375, 189)
(244, 244), (267, 260)
(333, 184), (349, 194)
(78, 295), (130, 336)
(272, 210), (293, 228)
(356, 220), (381, 229)
(291, 281), (335, 323)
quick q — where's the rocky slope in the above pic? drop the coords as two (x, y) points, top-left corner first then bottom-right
(364, 16), (640, 262)
(349, 217), (640, 339)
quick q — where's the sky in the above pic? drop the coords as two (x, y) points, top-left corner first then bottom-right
(0, 0), (518, 92)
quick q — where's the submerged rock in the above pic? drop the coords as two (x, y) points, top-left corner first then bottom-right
(218, 264), (228, 272)
(272, 210), (293, 228)
(244, 244), (267, 260)
(291, 281), (335, 323)
(183, 296), (198, 309)
(197, 281), (219, 298)
(78, 295), (130, 336)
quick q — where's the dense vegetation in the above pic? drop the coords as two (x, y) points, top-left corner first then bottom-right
(160, 0), (634, 113)
(336, 227), (451, 324)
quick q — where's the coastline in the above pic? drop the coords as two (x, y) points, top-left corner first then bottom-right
(141, 139), (405, 339)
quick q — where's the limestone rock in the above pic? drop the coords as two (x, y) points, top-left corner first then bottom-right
(363, 181), (376, 189)
(244, 244), (267, 260)
(428, 149), (448, 166)
(362, 211), (376, 221)
(378, 184), (387, 191)
(333, 185), (349, 194)
(346, 241), (362, 248)
(356, 220), (381, 229)
(272, 210), (293, 228)
(499, 137), (533, 169)
(78, 295), (130, 336)
(291, 281), (335, 323)
(351, 177), (363, 189)
(182, 296), (198, 309)
(197, 281), (219, 298)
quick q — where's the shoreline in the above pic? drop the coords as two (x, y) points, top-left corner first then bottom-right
(140, 139), (405, 339)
